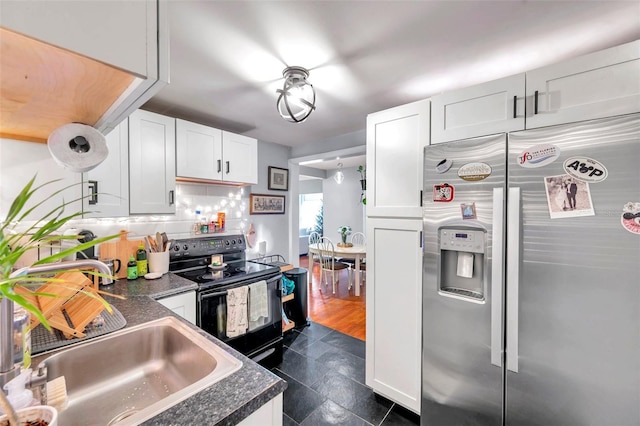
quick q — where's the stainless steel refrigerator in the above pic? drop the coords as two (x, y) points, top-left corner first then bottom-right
(421, 114), (640, 425)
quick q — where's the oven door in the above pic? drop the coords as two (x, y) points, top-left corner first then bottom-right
(197, 272), (282, 365)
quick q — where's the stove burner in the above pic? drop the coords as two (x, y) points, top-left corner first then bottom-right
(199, 271), (231, 281)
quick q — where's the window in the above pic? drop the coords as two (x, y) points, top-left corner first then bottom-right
(299, 193), (323, 236)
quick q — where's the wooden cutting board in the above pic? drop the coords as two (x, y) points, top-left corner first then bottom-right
(98, 230), (141, 279)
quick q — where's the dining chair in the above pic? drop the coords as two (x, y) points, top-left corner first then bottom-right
(344, 232), (366, 287)
(308, 231), (322, 272)
(350, 232), (366, 246)
(318, 237), (350, 294)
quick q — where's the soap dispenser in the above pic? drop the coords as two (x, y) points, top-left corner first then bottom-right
(0, 368), (37, 414)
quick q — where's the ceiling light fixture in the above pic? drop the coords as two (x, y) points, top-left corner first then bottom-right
(334, 162), (344, 184)
(276, 66), (316, 123)
(299, 159), (323, 165)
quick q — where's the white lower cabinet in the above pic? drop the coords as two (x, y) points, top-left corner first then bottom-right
(365, 217), (423, 414)
(156, 291), (196, 325)
(237, 393), (283, 426)
(128, 109), (176, 214)
(83, 120), (129, 217)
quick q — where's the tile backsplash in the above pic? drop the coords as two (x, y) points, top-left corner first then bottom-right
(11, 182), (251, 258)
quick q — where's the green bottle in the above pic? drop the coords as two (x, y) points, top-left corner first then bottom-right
(127, 255), (138, 280)
(136, 243), (148, 276)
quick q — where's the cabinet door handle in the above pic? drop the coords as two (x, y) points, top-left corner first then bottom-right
(419, 190), (423, 207)
(169, 190), (175, 205)
(534, 91), (539, 115)
(513, 95), (517, 119)
(88, 180), (98, 205)
(226, 161), (230, 174)
(217, 159), (222, 173)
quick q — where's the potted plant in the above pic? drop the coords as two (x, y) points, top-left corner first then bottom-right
(337, 225), (352, 245)
(357, 165), (366, 190)
(357, 166), (366, 205)
(0, 176), (118, 425)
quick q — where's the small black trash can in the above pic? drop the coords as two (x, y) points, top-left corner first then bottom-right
(283, 268), (309, 328)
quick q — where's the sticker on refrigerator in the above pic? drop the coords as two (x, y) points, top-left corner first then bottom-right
(517, 144), (560, 168)
(543, 174), (595, 219)
(458, 162), (491, 181)
(621, 202), (640, 234)
(563, 157), (608, 183)
(433, 183), (454, 202)
(460, 203), (477, 220)
(435, 159), (453, 174)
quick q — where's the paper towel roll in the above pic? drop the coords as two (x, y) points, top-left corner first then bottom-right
(47, 123), (108, 172)
(258, 241), (266, 256)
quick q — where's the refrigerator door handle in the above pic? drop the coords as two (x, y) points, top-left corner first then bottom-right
(491, 188), (504, 367)
(506, 187), (521, 373)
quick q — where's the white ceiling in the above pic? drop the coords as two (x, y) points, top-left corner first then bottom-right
(143, 1), (640, 150)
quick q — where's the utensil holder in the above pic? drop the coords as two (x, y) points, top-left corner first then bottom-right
(148, 251), (170, 274)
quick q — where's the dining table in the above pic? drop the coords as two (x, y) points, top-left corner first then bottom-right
(308, 242), (366, 296)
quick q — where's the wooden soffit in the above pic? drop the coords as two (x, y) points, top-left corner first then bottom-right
(0, 27), (135, 143)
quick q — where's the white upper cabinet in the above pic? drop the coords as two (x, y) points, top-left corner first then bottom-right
(1, 0), (150, 77)
(175, 120), (257, 185)
(431, 73), (526, 144)
(366, 99), (430, 219)
(526, 40), (640, 129)
(0, 138), (82, 221)
(0, 0), (168, 139)
(83, 121), (130, 218)
(176, 119), (223, 181)
(128, 110), (176, 215)
(222, 131), (258, 185)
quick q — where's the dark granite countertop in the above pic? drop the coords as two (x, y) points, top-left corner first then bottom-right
(32, 273), (287, 425)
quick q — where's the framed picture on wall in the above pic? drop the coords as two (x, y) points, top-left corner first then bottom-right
(250, 193), (286, 214)
(268, 166), (289, 191)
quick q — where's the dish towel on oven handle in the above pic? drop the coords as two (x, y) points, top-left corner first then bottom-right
(248, 280), (269, 331)
(226, 286), (249, 338)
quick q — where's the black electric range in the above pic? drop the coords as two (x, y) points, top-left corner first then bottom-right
(168, 234), (283, 368)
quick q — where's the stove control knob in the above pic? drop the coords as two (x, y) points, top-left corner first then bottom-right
(225, 240), (230, 246)
(237, 238), (243, 245)
(183, 244), (189, 250)
(173, 245), (180, 251)
(231, 239), (236, 245)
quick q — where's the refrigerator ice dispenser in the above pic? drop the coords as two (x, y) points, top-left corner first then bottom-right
(438, 228), (486, 302)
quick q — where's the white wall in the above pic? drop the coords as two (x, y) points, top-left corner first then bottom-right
(291, 129), (365, 158)
(322, 165), (365, 243)
(300, 179), (322, 194)
(247, 140), (291, 261)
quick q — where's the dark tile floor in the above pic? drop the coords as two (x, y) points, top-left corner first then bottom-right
(271, 322), (420, 426)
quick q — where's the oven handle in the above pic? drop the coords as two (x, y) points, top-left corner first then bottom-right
(199, 273), (282, 301)
(200, 290), (228, 300)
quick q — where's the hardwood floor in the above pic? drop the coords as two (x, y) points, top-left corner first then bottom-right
(299, 255), (366, 341)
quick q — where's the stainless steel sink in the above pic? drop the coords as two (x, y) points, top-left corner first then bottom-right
(42, 316), (242, 425)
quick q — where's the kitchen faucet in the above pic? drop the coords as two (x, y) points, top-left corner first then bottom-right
(0, 259), (113, 389)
